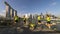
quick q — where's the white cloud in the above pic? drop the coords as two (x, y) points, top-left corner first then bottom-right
(17, 13), (24, 17)
(2, 10), (5, 13)
(51, 2), (56, 6)
(0, 10), (6, 17)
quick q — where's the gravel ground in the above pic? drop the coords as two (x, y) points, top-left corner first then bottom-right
(0, 26), (60, 34)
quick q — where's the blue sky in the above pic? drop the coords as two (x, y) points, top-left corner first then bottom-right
(0, 0), (60, 17)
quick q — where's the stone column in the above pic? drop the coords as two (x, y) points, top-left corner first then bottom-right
(14, 10), (17, 17)
(10, 8), (14, 18)
(5, 2), (11, 19)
